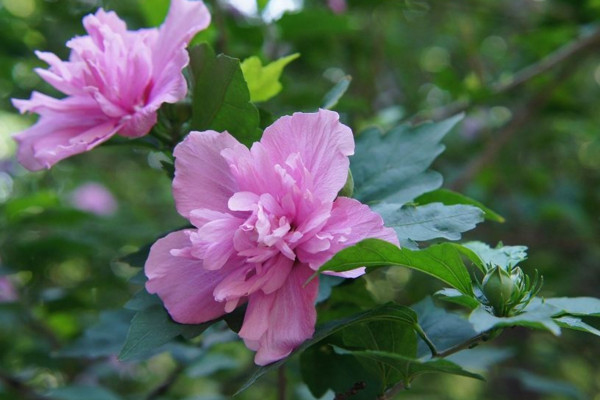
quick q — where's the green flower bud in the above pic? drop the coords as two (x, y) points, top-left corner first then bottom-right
(482, 266), (515, 316)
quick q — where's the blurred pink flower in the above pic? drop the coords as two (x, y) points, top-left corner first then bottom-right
(0, 277), (18, 303)
(145, 110), (398, 365)
(327, 0), (347, 14)
(12, 0), (210, 171)
(70, 182), (117, 216)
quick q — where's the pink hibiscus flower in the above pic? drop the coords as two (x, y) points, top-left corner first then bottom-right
(145, 110), (398, 365)
(12, 0), (210, 171)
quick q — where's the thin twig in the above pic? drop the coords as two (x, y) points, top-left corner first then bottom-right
(411, 26), (600, 123)
(380, 331), (492, 399)
(450, 62), (579, 191)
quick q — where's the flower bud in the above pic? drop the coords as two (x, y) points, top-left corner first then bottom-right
(482, 266), (515, 316)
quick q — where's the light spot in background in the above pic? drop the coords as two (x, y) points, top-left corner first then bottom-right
(419, 46), (450, 73)
(225, 0), (303, 22)
(12, 61), (41, 89)
(0, 172), (13, 203)
(481, 35), (508, 59)
(0, 111), (29, 160)
(323, 67), (346, 82)
(262, 0), (302, 21)
(223, 0), (258, 17)
(489, 106), (512, 127)
(69, 183), (118, 216)
(593, 64), (600, 86)
(578, 140), (600, 169)
(2, 0), (36, 18)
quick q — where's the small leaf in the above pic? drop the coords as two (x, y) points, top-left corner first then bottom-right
(463, 241), (528, 269)
(352, 114), (463, 205)
(373, 202), (484, 242)
(435, 288), (480, 310)
(322, 75), (352, 109)
(415, 188), (505, 222)
(543, 297), (600, 317)
(189, 44), (260, 146)
(241, 53), (299, 102)
(469, 302), (561, 335)
(556, 316), (600, 337)
(316, 239), (475, 295)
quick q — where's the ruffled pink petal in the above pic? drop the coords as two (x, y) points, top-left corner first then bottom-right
(259, 110), (354, 203)
(13, 115), (118, 171)
(173, 130), (240, 217)
(82, 9), (128, 49)
(239, 264), (319, 365)
(118, 107), (158, 138)
(145, 230), (233, 324)
(150, 0), (210, 104)
(297, 197), (398, 277)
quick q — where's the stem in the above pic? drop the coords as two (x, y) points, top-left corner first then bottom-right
(414, 324), (438, 357)
(434, 332), (490, 358)
(277, 365), (286, 400)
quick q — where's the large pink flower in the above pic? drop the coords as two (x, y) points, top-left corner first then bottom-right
(12, 0), (210, 171)
(145, 110), (398, 365)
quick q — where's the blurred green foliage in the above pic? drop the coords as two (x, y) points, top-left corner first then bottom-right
(1, 0), (599, 399)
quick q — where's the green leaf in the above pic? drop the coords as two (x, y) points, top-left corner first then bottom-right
(446, 347), (513, 372)
(543, 297), (600, 316)
(124, 288), (161, 311)
(415, 188), (505, 222)
(469, 302), (561, 335)
(373, 202), (484, 241)
(342, 320), (418, 388)
(352, 114), (463, 205)
(240, 53), (299, 103)
(316, 239), (474, 295)
(300, 344), (380, 400)
(235, 303), (416, 394)
(412, 297), (478, 357)
(189, 44), (260, 146)
(555, 316), (600, 337)
(322, 75), (352, 109)
(119, 305), (213, 361)
(435, 288), (480, 310)
(47, 386), (122, 400)
(59, 309), (133, 359)
(333, 347), (484, 382)
(463, 241), (528, 269)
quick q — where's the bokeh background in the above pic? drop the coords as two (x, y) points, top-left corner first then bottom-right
(1, 0), (599, 399)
